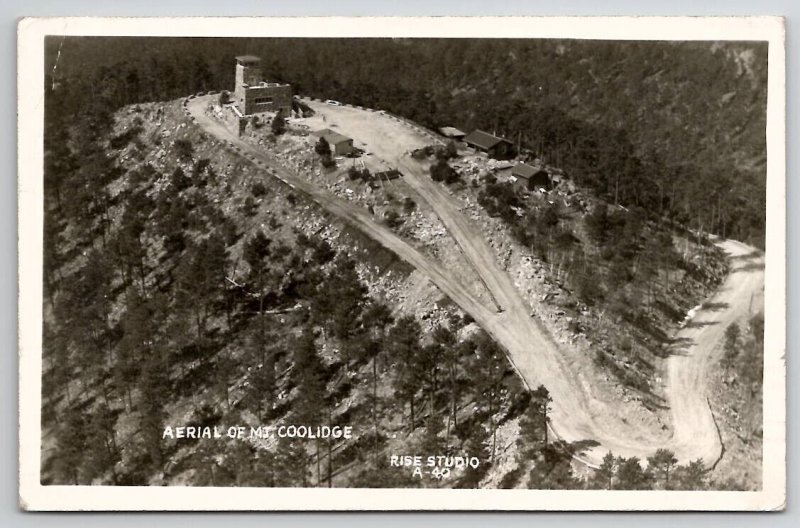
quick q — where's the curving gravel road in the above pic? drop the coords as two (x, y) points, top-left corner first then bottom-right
(186, 96), (764, 467)
(666, 240), (765, 465)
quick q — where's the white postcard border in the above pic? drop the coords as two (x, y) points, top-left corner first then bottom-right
(17, 15), (786, 511)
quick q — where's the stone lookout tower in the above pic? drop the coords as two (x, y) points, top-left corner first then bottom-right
(233, 55), (293, 116)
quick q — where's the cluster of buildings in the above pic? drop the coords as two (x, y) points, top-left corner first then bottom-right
(229, 54), (555, 190)
(439, 127), (554, 191)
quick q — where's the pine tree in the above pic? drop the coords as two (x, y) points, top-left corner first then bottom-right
(215, 349), (237, 410)
(458, 423), (490, 488)
(472, 332), (507, 462)
(432, 325), (460, 438)
(588, 451), (616, 490)
(647, 448), (678, 489)
(291, 325), (328, 485)
(271, 110), (286, 135)
(53, 405), (88, 485)
(388, 316), (423, 431)
(419, 342), (442, 434)
(334, 260), (368, 339)
(137, 347), (170, 472)
(84, 403), (121, 484)
(360, 302), (393, 457)
(614, 456), (652, 490)
(314, 137), (334, 167)
(314, 136), (331, 157)
(723, 322), (741, 365)
(245, 330), (278, 421)
(527, 444), (581, 489)
(115, 288), (153, 410)
(177, 234), (228, 338)
(518, 384), (553, 460)
(673, 459), (707, 490)
(171, 166), (191, 191)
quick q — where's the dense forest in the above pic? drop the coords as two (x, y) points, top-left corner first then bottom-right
(45, 36), (768, 247)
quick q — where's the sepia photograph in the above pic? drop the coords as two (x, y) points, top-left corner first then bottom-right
(17, 16), (786, 511)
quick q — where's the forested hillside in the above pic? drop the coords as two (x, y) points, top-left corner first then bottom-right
(42, 92), (539, 487)
(46, 36), (767, 246)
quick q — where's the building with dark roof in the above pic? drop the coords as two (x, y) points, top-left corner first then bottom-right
(463, 129), (513, 159)
(233, 55), (293, 116)
(512, 163), (551, 191)
(312, 128), (354, 156)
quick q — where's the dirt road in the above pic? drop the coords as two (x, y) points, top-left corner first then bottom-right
(184, 98), (504, 327)
(300, 99), (672, 461)
(187, 96), (764, 466)
(666, 240), (765, 464)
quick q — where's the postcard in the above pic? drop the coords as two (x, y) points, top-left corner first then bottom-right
(18, 15), (786, 511)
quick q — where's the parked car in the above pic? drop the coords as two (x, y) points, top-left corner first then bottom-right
(325, 99), (342, 106)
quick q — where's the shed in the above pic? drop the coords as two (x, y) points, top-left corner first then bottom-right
(490, 160), (514, 171)
(439, 127), (467, 140)
(463, 129), (513, 159)
(512, 163), (551, 191)
(312, 128), (354, 156)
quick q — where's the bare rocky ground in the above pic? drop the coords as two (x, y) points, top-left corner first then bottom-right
(210, 101), (495, 311)
(406, 151), (671, 436)
(111, 100), (457, 321)
(708, 358), (763, 490)
(100, 99), (524, 487)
